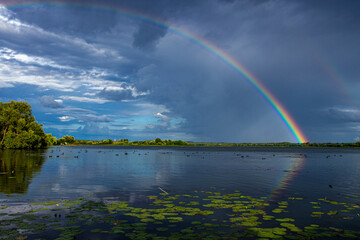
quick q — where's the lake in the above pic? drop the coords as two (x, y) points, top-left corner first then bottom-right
(1, 146), (360, 239)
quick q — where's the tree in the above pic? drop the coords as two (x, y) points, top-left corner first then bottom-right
(57, 135), (76, 145)
(155, 138), (163, 144)
(46, 133), (58, 145)
(0, 101), (48, 149)
(173, 140), (187, 146)
(101, 139), (113, 144)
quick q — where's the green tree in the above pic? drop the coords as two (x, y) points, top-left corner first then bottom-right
(0, 101), (48, 149)
(101, 139), (113, 144)
(155, 138), (163, 144)
(173, 140), (187, 146)
(58, 135), (76, 145)
(45, 133), (57, 145)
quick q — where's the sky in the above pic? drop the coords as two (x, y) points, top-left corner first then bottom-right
(0, 0), (360, 143)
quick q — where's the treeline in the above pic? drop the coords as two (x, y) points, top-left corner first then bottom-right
(190, 142), (360, 148)
(189, 142), (360, 148)
(190, 142), (301, 147)
(54, 136), (188, 146)
(2, 101), (360, 149)
(301, 142), (360, 148)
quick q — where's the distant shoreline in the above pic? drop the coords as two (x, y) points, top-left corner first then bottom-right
(58, 142), (360, 148)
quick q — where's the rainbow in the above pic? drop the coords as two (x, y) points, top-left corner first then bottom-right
(269, 156), (306, 200)
(2, 1), (308, 143)
(316, 56), (356, 106)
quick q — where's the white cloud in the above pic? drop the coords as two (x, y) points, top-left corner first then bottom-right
(0, 54), (80, 91)
(0, 50), (137, 94)
(59, 116), (74, 122)
(154, 112), (170, 121)
(60, 95), (110, 104)
(43, 124), (83, 132)
(0, 48), (74, 69)
(0, 81), (12, 88)
(40, 95), (65, 108)
(155, 112), (171, 127)
(93, 82), (150, 101)
(0, 5), (13, 20)
(0, 6), (123, 60)
(83, 92), (96, 96)
(58, 113), (113, 123)
(0, 70), (78, 92)
(328, 106), (360, 122)
(0, 6), (130, 94)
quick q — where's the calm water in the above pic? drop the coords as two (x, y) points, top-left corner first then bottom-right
(1, 146), (360, 239)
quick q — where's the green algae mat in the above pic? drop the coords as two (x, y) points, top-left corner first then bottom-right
(1, 189), (359, 239)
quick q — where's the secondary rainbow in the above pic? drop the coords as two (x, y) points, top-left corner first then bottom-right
(3, 1), (308, 143)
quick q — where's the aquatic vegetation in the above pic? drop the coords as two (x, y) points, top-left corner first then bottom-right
(275, 218), (295, 222)
(327, 210), (339, 215)
(0, 189), (359, 239)
(29, 207), (51, 213)
(30, 201), (59, 206)
(272, 208), (285, 213)
(55, 226), (83, 240)
(61, 200), (82, 206)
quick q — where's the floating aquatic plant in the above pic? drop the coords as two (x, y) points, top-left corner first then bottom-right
(0, 189), (359, 239)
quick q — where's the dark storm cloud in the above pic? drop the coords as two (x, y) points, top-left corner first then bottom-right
(132, 0), (360, 142)
(78, 123), (109, 134)
(328, 107), (360, 123)
(7, 1), (118, 36)
(97, 88), (135, 101)
(52, 105), (113, 123)
(1, 0), (360, 142)
(135, 57), (288, 142)
(0, 5), (123, 72)
(74, 122), (134, 140)
(218, 0), (236, 3)
(96, 83), (148, 101)
(39, 95), (64, 108)
(132, 22), (168, 51)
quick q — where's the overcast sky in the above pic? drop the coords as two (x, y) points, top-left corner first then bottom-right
(0, 0), (359, 143)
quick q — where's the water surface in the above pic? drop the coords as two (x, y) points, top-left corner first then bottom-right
(0, 146), (359, 239)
